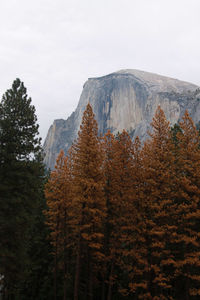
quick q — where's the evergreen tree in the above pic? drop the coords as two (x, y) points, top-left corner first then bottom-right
(0, 78), (41, 162)
(125, 136), (148, 299)
(102, 130), (136, 299)
(110, 130), (135, 298)
(45, 150), (74, 300)
(172, 111), (200, 299)
(20, 176), (54, 300)
(136, 106), (176, 299)
(101, 130), (118, 300)
(0, 78), (44, 299)
(71, 103), (106, 300)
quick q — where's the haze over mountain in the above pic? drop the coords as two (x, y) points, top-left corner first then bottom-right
(43, 69), (200, 169)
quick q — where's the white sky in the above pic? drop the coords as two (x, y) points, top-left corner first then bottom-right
(0, 0), (200, 140)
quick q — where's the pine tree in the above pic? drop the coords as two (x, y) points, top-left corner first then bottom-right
(171, 111), (200, 299)
(71, 103), (106, 300)
(0, 78), (44, 299)
(112, 131), (135, 297)
(125, 136), (148, 299)
(45, 150), (74, 300)
(135, 106), (176, 299)
(102, 130), (136, 299)
(21, 174), (54, 300)
(101, 130), (117, 300)
(0, 78), (41, 162)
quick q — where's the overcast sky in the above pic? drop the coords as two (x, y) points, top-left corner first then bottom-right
(0, 0), (200, 140)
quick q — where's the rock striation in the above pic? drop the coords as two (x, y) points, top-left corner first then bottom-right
(43, 69), (200, 169)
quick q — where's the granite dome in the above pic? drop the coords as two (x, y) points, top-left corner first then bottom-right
(43, 70), (200, 169)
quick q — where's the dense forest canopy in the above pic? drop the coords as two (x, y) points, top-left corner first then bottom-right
(45, 104), (200, 300)
(1, 80), (200, 300)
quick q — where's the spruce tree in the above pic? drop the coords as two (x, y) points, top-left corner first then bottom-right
(0, 78), (44, 299)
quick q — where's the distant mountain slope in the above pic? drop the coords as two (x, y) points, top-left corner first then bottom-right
(43, 69), (200, 169)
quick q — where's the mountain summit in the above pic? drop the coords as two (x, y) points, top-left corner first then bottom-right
(43, 69), (200, 169)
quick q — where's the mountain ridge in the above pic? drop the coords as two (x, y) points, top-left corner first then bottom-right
(43, 69), (200, 169)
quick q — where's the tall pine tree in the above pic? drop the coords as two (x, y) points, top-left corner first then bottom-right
(0, 79), (44, 299)
(135, 106), (176, 299)
(72, 103), (106, 300)
(172, 111), (200, 299)
(45, 149), (74, 300)
(102, 130), (136, 299)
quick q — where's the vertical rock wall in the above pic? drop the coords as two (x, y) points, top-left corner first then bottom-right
(43, 70), (199, 169)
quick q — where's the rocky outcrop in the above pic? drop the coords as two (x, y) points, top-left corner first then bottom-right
(43, 69), (200, 169)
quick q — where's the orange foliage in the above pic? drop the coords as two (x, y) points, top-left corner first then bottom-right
(44, 105), (200, 300)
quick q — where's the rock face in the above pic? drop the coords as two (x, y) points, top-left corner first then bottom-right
(43, 69), (200, 169)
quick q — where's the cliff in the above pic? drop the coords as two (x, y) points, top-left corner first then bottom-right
(43, 69), (200, 169)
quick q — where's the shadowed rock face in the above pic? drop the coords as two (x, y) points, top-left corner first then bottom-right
(43, 69), (200, 169)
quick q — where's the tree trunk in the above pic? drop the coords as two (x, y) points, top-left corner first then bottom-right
(63, 262), (67, 300)
(74, 236), (81, 300)
(101, 280), (106, 300)
(54, 243), (58, 300)
(63, 210), (68, 300)
(107, 262), (114, 300)
(185, 275), (189, 300)
(88, 264), (93, 300)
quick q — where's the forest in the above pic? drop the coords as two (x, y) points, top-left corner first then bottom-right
(1, 79), (200, 300)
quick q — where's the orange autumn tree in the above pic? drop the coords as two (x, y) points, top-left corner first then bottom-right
(126, 136), (148, 298)
(102, 129), (136, 299)
(101, 130), (116, 300)
(171, 111), (200, 300)
(137, 106), (177, 300)
(72, 103), (106, 300)
(113, 131), (136, 297)
(45, 150), (73, 300)
(44, 103), (200, 299)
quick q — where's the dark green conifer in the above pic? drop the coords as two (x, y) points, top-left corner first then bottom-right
(0, 78), (45, 299)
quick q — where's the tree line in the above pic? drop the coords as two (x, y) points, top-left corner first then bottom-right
(1, 79), (200, 300)
(45, 103), (200, 300)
